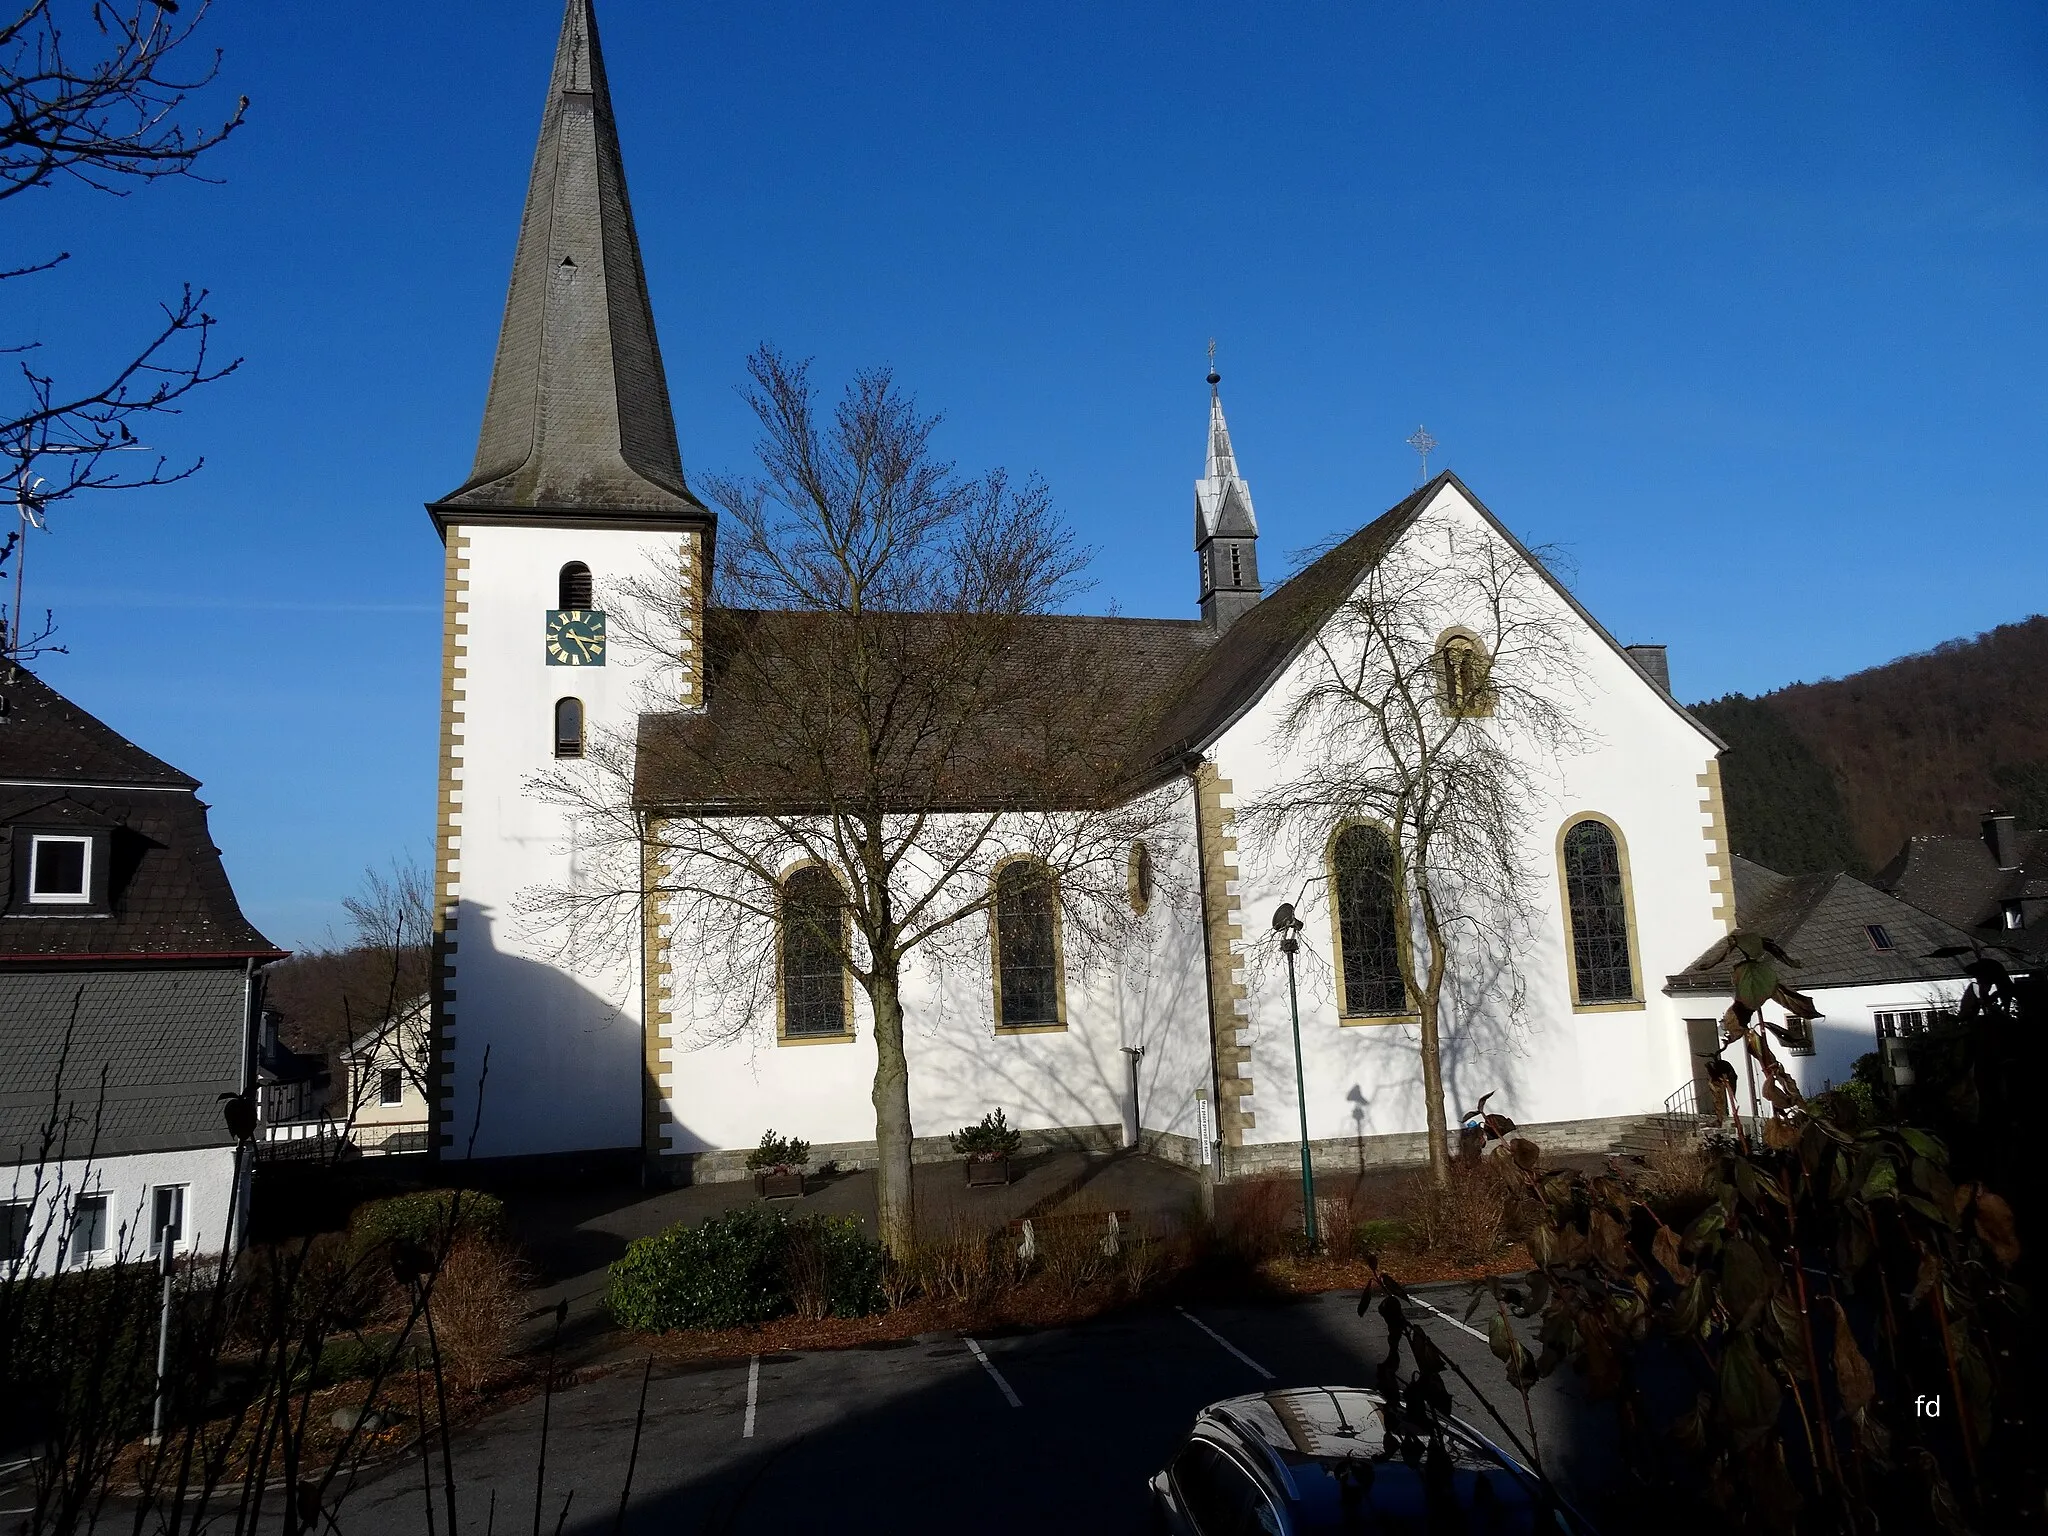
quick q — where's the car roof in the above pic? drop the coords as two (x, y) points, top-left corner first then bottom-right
(1197, 1388), (1557, 1534)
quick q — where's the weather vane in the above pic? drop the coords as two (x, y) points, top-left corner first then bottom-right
(1405, 424), (1438, 484)
(1207, 337), (1219, 388)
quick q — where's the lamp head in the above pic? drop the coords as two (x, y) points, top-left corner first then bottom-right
(1271, 902), (1299, 933)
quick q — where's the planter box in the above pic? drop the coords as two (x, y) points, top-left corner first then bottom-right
(965, 1156), (1010, 1189)
(755, 1169), (805, 1200)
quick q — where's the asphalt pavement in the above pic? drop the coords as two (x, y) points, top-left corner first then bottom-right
(301, 1283), (1625, 1536)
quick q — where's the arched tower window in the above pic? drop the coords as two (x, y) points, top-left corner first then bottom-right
(1561, 817), (1638, 1005)
(1330, 823), (1407, 1017)
(553, 697), (584, 758)
(1437, 630), (1493, 717)
(993, 860), (1063, 1029)
(558, 562), (593, 610)
(781, 865), (850, 1039)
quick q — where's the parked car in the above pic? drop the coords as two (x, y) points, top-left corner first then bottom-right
(1150, 1386), (1593, 1534)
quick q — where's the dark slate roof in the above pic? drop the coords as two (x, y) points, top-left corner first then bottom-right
(1667, 856), (1987, 994)
(634, 472), (1723, 811)
(0, 666), (193, 787)
(429, 0), (710, 529)
(0, 668), (281, 961)
(1874, 826), (2048, 965)
(0, 967), (246, 1159)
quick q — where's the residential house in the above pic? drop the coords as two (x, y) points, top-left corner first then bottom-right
(0, 667), (282, 1276)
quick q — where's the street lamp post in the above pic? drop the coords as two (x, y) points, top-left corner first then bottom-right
(1272, 903), (1317, 1251)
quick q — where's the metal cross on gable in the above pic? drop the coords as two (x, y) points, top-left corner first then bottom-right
(1405, 424), (1438, 484)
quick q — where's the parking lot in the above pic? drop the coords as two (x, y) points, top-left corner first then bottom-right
(322, 1284), (1624, 1536)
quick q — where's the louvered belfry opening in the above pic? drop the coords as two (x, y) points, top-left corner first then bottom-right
(554, 697), (585, 758)
(558, 562), (593, 610)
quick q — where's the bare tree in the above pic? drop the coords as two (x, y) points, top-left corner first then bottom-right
(1242, 504), (1584, 1184)
(0, 0), (246, 661)
(530, 347), (1182, 1256)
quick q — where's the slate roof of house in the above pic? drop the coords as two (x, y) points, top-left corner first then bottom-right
(1666, 855), (1986, 994)
(0, 967), (246, 1160)
(0, 667), (281, 961)
(1873, 828), (2048, 964)
(635, 472), (1723, 810)
(428, 0), (710, 529)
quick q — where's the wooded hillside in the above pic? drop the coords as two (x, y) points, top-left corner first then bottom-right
(1693, 614), (2048, 875)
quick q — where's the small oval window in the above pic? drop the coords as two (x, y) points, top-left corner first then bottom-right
(1129, 841), (1154, 913)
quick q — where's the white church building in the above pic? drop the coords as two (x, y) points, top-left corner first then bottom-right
(426, 0), (1736, 1182)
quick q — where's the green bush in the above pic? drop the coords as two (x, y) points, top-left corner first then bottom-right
(607, 1206), (886, 1332)
(348, 1190), (504, 1262)
(744, 1130), (811, 1173)
(293, 1332), (410, 1390)
(949, 1109), (1023, 1160)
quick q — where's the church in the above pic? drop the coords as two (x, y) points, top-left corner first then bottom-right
(426, 0), (1735, 1182)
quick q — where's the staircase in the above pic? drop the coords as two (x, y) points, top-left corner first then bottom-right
(1607, 1080), (1718, 1160)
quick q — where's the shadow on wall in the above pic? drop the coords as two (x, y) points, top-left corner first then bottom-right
(443, 900), (683, 1163)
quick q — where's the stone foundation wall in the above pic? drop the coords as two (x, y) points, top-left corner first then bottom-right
(665, 1122), (1125, 1185)
(1220, 1113), (1647, 1180)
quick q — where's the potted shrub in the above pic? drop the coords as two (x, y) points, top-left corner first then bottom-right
(747, 1130), (811, 1199)
(952, 1109), (1023, 1188)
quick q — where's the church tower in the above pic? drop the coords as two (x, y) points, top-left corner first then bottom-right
(426, 0), (712, 1161)
(1194, 363), (1261, 629)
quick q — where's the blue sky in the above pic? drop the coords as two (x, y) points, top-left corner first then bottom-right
(16, 1), (2047, 950)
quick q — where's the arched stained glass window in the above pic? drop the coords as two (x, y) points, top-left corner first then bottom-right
(994, 861), (1061, 1028)
(781, 865), (849, 1038)
(558, 561), (593, 610)
(1562, 819), (1635, 1003)
(553, 697), (584, 758)
(1332, 824), (1406, 1016)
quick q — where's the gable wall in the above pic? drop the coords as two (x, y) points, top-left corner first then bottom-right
(1206, 484), (1730, 1155)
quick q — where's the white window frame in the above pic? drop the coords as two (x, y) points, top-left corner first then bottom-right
(150, 1184), (188, 1253)
(378, 1067), (404, 1107)
(28, 833), (93, 904)
(69, 1191), (109, 1262)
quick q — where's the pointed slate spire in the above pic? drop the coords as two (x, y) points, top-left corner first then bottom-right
(1194, 362), (1261, 629)
(432, 0), (707, 525)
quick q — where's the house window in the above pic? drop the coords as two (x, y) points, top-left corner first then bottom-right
(379, 1067), (404, 1106)
(558, 561), (593, 610)
(1437, 631), (1493, 717)
(1865, 924), (1895, 953)
(1331, 823), (1406, 1017)
(1781, 1017), (1816, 1057)
(554, 697), (584, 758)
(993, 861), (1062, 1029)
(2002, 901), (2024, 931)
(69, 1192), (108, 1262)
(1561, 817), (1637, 1004)
(780, 865), (850, 1039)
(1874, 1009), (1954, 1039)
(28, 834), (92, 904)
(150, 1185), (186, 1252)
(2, 1202), (28, 1263)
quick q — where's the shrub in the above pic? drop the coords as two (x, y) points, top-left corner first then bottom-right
(1810, 1077), (1879, 1132)
(1219, 1176), (1297, 1261)
(294, 1332), (406, 1390)
(428, 1232), (529, 1390)
(1633, 1140), (1720, 1212)
(949, 1109), (1023, 1160)
(912, 1221), (1005, 1304)
(1406, 1158), (1516, 1265)
(607, 1206), (885, 1332)
(1352, 1217), (1414, 1256)
(744, 1130), (812, 1173)
(349, 1190), (504, 1264)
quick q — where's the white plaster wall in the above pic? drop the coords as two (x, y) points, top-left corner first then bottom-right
(1677, 981), (1964, 1100)
(443, 522), (690, 1159)
(1212, 482), (1728, 1151)
(2, 1146), (240, 1280)
(655, 780), (1217, 1162)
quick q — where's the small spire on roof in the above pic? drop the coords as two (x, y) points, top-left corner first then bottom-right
(1193, 348), (1261, 629)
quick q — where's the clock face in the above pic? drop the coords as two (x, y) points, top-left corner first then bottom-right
(545, 609), (606, 666)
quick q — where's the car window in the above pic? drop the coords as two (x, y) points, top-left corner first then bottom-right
(1171, 1440), (1286, 1536)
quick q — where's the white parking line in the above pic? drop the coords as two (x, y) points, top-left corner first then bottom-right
(1403, 1292), (1489, 1343)
(743, 1355), (760, 1438)
(963, 1336), (1023, 1407)
(1176, 1307), (1274, 1379)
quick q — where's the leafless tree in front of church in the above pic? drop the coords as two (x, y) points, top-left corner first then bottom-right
(530, 346), (1181, 1258)
(0, 1), (246, 662)
(1242, 506), (1584, 1185)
